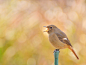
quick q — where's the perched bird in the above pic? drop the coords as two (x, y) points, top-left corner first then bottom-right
(44, 25), (79, 59)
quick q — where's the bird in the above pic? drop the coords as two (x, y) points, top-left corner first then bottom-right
(44, 25), (79, 59)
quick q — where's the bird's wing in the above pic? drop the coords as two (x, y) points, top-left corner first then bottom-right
(55, 33), (72, 47)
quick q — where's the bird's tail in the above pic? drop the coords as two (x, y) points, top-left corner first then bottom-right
(68, 46), (79, 60)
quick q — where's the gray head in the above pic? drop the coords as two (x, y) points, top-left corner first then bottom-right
(44, 25), (58, 34)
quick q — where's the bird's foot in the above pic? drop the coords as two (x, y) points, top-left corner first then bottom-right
(53, 49), (60, 53)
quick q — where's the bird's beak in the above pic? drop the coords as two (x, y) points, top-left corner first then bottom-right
(43, 26), (49, 32)
(43, 26), (47, 27)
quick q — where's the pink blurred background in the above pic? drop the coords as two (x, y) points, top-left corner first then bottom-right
(0, 0), (86, 65)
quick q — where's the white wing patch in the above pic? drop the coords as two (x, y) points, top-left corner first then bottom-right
(63, 38), (67, 40)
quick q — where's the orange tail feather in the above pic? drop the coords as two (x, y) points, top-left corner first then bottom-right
(68, 46), (79, 60)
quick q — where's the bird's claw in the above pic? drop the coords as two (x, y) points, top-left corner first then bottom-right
(53, 49), (60, 53)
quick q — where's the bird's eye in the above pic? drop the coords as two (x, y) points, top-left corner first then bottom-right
(50, 27), (52, 29)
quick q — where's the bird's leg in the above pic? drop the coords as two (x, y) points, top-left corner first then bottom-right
(53, 49), (60, 53)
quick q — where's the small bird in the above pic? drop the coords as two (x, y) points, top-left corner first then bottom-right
(44, 25), (79, 59)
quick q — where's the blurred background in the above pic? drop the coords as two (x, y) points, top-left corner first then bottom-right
(0, 0), (86, 65)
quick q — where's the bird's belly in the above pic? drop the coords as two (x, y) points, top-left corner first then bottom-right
(49, 37), (68, 49)
(50, 42), (67, 49)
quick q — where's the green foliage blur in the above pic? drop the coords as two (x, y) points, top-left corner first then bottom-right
(0, 0), (85, 65)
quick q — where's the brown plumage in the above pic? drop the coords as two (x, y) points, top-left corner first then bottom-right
(44, 25), (79, 59)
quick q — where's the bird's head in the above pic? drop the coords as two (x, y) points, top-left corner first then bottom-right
(44, 25), (57, 34)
